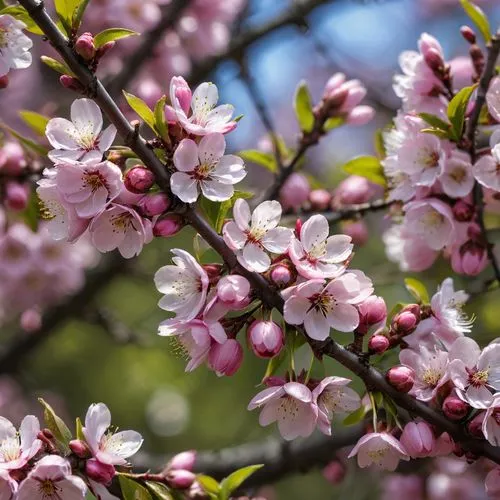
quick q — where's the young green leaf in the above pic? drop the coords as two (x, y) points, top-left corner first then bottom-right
(123, 91), (156, 131)
(54, 0), (80, 34)
(418, 113), (451, 132)
(237, 150), (277, 173)
(38, 398), (72, 453)
(323, 116), (344, 132)
(447, 84), (477, 141)
(421, 127), (452, 140)
(196, 475), (220, 496)
(154, 96), (169, 141)
(460, 0), (491, 43)
(19, 111), (50, 136)
(145, 481), (174, 500)
(75, 417), (85, 441)
(0, 6), (44, 34)
(214, 190), (253, 233)
(404, 277), (430, 304)
(343, 405), (367, 426)
(294, 81), (315, 133)
(119, 476), (153, 500)
(94, 28), (139, 49)
(199, 197), (221, 229)
(41, 56), (76, 77)
(72, 0), (92, 30)
(219, 465), (264, 500)
(342, 155), (386, 186)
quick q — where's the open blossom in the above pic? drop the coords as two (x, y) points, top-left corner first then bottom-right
(89, 204), (152, 258)
(348, 432), (409, 471)
(483, 394), (500, 446)
(283, 273), (373, 340)
(171, 133), (246, 203)
(0, 469), (16, 499)
(487, 76), (500, 123)
(169, 76), (237, 135)
(472, 148), (500, 192)
(55, 160), (123, 218)
(312, 377), (361, 435)
(439, 150), (474, 198)
(0, 15), (33, 78)
(17, 455), (87, 500)
(247, 382), (318, 441)
(222, 199), (293, 273)
(0, 415), (41, 470)
(46, 99), (117, 164)
(289, 214), (353, 279)
(154, 249), (209, 321)
(83, 403), (143, 466)
(399, 345), (449, 401)
(448, 337), (500, 408)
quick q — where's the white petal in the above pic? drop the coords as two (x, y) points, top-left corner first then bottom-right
(261, 227), (293, 253)
(240, 243), (271, 272)
(198, 133), (226, 163)
(173, 139), (199, 172)
(71, 98), (103, 137)
(300, 215), (329, 252)
(45, 118), (80, 150)
(251, 200), (282, 232)
(170, 172), (199, 203)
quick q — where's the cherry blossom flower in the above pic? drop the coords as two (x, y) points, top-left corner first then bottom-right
(17, 455), (87, 500)
(400, 421), (435, 458)
(247, 382), (318, 440)
(448, 337), (500, 408)
(55, 160), (123, 218)
(472, 147), (500, 192)
(0, 415), (41, 470)
(46, 99), (117, 164)
(0, 15), (33, 78)
(204, 274), (251, 322)
(83, 403), (143, 466)
(348, 432), (409, 471)
(487, 76), (500, 123)
(482, 394), (500, 447)
(222, 199), (293, 273)
(283, 273), (373, 340)
(439, 150), (474, 198)
(154, 248), (209, 321)
(312, 376), (361, 435)
(169, 76), (237, 135)
(0, 469), (16, 499)
(171, 133), (245, 203)
(89, 203), (153, 258)
(289, 214), (353, 279)
(399, 345), (450, 402)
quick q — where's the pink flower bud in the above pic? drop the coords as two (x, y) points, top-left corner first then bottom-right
(216, 275), (250, 309)
(346, 106), (375, 126)
(295, 218), (302, 237)
(400, 421), (435, 458)
(442, 395), (469, 420)
(270, 263), (294, 288)
(467, 411), (485, 438)
(368, 335), (390, 354)
(452, 200), (474, 221)
(322, 460), (346, 485)
(460, 26), (476, 44)
(153, 215), (184, 237)
(424, 47), (444, 72)
(75, 32), (96, 61)
(309, 189), (331, 211)
(166, 469), (196, 489)
(341, 220), (368, 246)
(69, 439), (90, 458)
(138, 193), (171, 217)
(391, 305), (420, 335)
(5, 181), (29, 211)
(208, 339), (243, 376)
(357, 295), (387, 334)
(85, 459), (115, 485)
(1, 141), (26, 175)
(167, 450), (197, 471)
(339, 82), (366, 113)
(0, 75), (8, 89)
(323, 73), (347, 97)
(20, 309), (42, 333)
(336, 175), (373, 205)
(279, 173), (310, 211)
(386, 365), (415, 393)
(419, 33), (443, 60)
(96, 41), (115, 59)
(125, 167), (156, 194)
(451, 241), (488, 276)
(247, 320), (284, 359)
(59, 75), (84, 93)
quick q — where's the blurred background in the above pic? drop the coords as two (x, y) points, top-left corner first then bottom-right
(2, 0), (500, 498)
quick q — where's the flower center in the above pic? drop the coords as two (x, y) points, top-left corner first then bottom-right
(0, 437), (21, 462)
(308, 241), (327, 261)
(83, 170), (108, 192)
(247, 227), (267, 243)
(277, 396), (300, 421)
(419, 148), (440, 170)
(319, 389), (342, 417)
(39, 198), (64, 222)
(110, 212), (134, 232)
(422, 209), (444, 228)
(193, 162), (216, 181)
(467, 368), (489, 388)
(367, 446), (389, 463)
(449, 167), (466, 183)
(422, 368), (442, 387)
(0, 29), (7, 49)
(309, 292), (334, 316)
(37, 478), (60, 497)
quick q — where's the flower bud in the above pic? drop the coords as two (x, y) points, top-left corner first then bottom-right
(96, 41), (115, 59)
(336, 175), (373, 205)
(279, 173), (310, 211)
(460, 26), (476, 45)
(138, 193), (171, 216)
(0, 75), (8, 89)
(391, 304), (420, 335)
(85, 459), (115, 485)
(341, 220), (369, 246)
(208, 339), (243, 376)
(368, 335), (390, 354)
(442, 395), (469, 421)
(153, 215), (184, 237)
(167, 450), (197, 471)
(467, 411), (485, 438)
(270, 263), (294, 288)
(309, 189), (331, 211)
(346, 105), (375, 125)
(451, 241), (488, 277)
(75, 32), (96, 61)
(202, 264), (223, 285)
(247, 320), (284, 359)
(424, 48), (444, 72)
(5, 181), (29, 211)
(1, 141), (26, 175)
(20, 309), (42, 333)
(357, 295), (387, 334)
(323, 73), (347, 98)
(452, 200), (474, 221)
(166, 469), (196, 489)
(125, 166), (156, 194)
(400, 421), (435, 458)
(322, 460), (346, 485)
(295, 218), (302, 237)
(69, 439), (90, 458)
(59, 75), (84, 93)
(216, 275), (250, 309)
(386, 365), (415, 393)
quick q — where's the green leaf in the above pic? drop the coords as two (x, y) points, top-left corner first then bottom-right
(371, 391), (383, 407)
(38, 398), (72, 453)
(19, 111), (50, 136)
(219, 465), (264, 500)
(323, 117), (344, 132)
(119, 476), (153, 500)
(263, 349), (287, 380)
(404, 278), (430, 304)
(419, 113), (451, 132)
(215, 190), (253, 233)
(460, 0), (491, 43)
(237, 150), (277, 173)
(196, 475), (220, 496)
(447, 84), (477, 141)
(23, 190), (39, 231)
(0, 6), (44, 34)
(154, 96), (169, 141)
(123, 91), (156, 131)
(373, 129), (386, 159)
(145, 482), (174, 500)
(72, 0), (92, 30)
(193, 233), (211, 261)
(294, 81), (315, 133)
(342, 155), (386, 186)
(199, 198), (221, 229)
(41, 55), (75, 77)
(75, 417), (85, 441)
(343, 405), (367, 426)
(94, 28), (138, 48)
(421, 127), (452, 139)
(0, 124), (48, 155)
(54, 0), (81, 34)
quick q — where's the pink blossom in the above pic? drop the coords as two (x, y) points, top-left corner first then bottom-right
(348, 432), (409, 471)
(312, 376), (360, 435)
(216, 275), (250, 307)
(482, 394), (500, 446)
(279, 173), (310, 210)
(0, 141), (26, 175)
(289, 214), (353, 279)
(335, 175), (373, 205)
(473, 151), (500, 192)
(0, 415), (41, 470)
(208, 338), (243, 376)
(486, 468), (500, 499)
(487, 76), (500, 123)
(0, 223), (34, 277)
(171, 133), (245, 203)
(17, 455), (87, 500)
(439, 150), (474, 198)
(283, 273), (373, 340)
(222, 199), (293, 273)
(83, 403), (143, 466)
(169, 76), (237, 135)
(248, 382), (318, 441)
(0, 15), (32, 78)
(400, 421), (435, 458)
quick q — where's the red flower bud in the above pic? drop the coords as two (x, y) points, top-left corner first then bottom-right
(124, 166), (156, 194)
(138, 193), (171, 216)
(69, 439), (90, 458)
(167, 450), (197, 471)
(442, 395), (469, 421)
(424, 48), (444, 72)
(208, 339), (243, 376)
(5, 181), (29, 211)
(460, 26), (476, 45)
(368, 335), (390, 354)
(75, 32), (96, 61)
(270, 263), (294, 288)
(166, 469), (196, 489)
(247, 320), (284, 359)
(308, 189), (332, 211)
(386, 365), (415, 393)
(153, 215), (184, 237)
(85, 459), (116, 485)
(59, 75), (84, 93)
